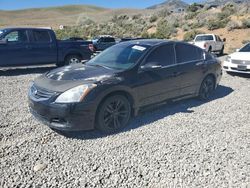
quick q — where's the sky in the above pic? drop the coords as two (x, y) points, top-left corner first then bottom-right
(0, 0), (197, 10)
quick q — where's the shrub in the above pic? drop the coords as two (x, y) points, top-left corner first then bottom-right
(183, 30), (202, 41)
(241, 19), (250, 28)
(149, 15), (158, 23)
(226, 21), (240, 31)
(182, 24), (190, 31)
(155, 20), (177, 39)
(185, 12), (198, 20)
(242, 39), (250, 44)
(207, 18), (230, 30)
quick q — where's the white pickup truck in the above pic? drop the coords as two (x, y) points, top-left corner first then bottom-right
(193, 34), (226, 55)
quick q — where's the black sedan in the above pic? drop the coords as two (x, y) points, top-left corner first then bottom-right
(28, 39), (222, 133)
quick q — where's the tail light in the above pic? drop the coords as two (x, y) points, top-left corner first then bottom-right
(88, 44), (94, 52)
(204, 43), (207, 48)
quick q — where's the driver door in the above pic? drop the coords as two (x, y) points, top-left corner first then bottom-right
(0, 29), (33, 66)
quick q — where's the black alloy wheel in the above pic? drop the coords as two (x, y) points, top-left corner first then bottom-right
(199, 76), (215, 100)
(96, 95), (131, 133)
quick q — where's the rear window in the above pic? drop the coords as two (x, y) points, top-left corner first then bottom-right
(33, 30), (51, 42)
(195, 35), (214, 41)
(144, 44), (175, 67)
(175, 43), (203, 63)
(104, 37), (115, 42)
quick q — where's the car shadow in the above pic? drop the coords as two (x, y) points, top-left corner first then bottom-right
(60, 85), (234, 140)
(0, 66), (56, 76)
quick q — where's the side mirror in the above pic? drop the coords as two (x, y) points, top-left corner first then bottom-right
(236, 49), (240, 52)
(0, 39), (7, 45)
(140, 62), (162, 71)
(223, 38), (226, 42)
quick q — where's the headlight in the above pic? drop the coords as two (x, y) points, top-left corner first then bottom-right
(226, 56), (231, 62)
(55, 84), (97, 103)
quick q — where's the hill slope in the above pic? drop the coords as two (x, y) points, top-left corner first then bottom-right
(0, 5), (109, 28)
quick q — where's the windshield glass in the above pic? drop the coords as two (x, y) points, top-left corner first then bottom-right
(0, 30), (6, 39)
(239, 43), (250, 52)
(86, 43), (149, 70)
(195, 35), (214, 41)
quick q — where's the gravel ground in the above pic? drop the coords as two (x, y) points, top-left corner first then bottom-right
(0, 66), (249, 188)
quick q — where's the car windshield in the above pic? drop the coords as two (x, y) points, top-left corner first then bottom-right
(86, 43), (149, 70)
(195, 35), (214, 41)
(239, 43), (250, 52)
(0, 30), (6, 39)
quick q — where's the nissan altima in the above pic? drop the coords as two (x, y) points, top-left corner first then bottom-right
(28, 40), (222, 133)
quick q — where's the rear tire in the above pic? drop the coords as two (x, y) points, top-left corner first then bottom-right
(64, 55), (81, 65)
(198, 76), (215, 100)
(96, 95), (131, 134)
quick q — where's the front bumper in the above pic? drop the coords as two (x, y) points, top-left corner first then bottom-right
(28, 97), (96, 131)
(223, 60), (250, 74)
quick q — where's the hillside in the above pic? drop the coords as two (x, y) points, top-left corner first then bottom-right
(0, 5), (154, 29)
(0, 5), (109, 28)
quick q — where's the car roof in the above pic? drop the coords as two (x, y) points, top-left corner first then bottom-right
(2, 27), (52, 31)
(119, 39), (173, 46)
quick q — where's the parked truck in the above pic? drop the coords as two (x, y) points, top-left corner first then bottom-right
(0, 27), (93, 67)
(193, 34), (225, 55)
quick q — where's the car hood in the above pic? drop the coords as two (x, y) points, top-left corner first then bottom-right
(34, 64), (119, 92)
(230, 52), (250, 61)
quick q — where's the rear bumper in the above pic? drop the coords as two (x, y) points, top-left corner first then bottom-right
(28, 97), (96, 131)
(223, 61), (250, 74)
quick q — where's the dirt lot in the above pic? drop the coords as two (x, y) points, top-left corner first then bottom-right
(0, 66), (249, 187)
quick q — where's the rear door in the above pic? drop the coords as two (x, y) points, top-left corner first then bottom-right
(134, 44), (182, 106)
(174, 43), (207, 96)
(0, 29), (33, 66)
(29, 30), (57, 65)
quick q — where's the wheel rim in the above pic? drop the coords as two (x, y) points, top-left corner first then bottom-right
(69, 57), (80, 64)
(103, 99), (130, 130)
(201, 78), (214, 99)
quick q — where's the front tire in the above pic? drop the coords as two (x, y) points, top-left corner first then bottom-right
(198, 76), (215, 100)
(96, 95), (131, 133)
(64, 55), (81, 65)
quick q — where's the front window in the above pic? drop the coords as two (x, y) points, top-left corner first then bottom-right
(195, 35), (214, 41)
(87, 44), (149, 70)
(2, 30), (28, 42)
(239, 43), (250, 52)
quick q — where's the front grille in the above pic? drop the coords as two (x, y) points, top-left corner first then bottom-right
(30, 85), (55, 100)
(231, 59), (250, 65)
